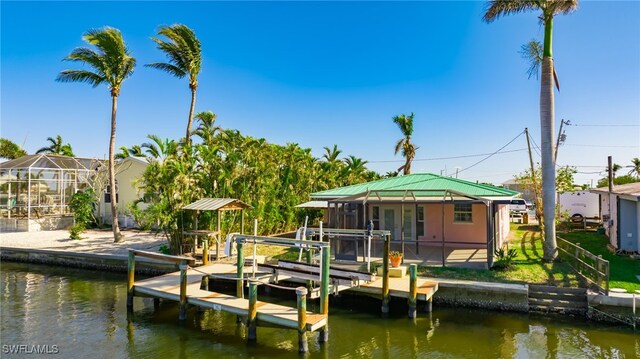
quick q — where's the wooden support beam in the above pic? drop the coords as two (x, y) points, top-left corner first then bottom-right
(179, 260), (188, 320)
(127, 251), (135, 311)
(382, 233), (390, 314)
(408, 264), (417, 319)
(217, 209), (222, 261)
(247, 281), (257, 341)
(202, 238), (209, 266)
(297, 287), (309, 353)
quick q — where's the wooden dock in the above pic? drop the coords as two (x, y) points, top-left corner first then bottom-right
(132, 262), (327, 332)
(352, 275), (438, 302)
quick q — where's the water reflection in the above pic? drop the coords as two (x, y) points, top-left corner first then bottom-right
(1, 262), (638, 358)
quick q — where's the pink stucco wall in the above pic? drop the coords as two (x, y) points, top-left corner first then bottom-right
(422, 203), (487, 245)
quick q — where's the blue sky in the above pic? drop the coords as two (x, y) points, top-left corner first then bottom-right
(2, 1), (639, 186)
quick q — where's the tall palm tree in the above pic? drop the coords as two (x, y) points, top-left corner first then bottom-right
(392, 113), (417, 175)
(484, 0), (579, 262)
(36, 135), (75, 156)
(57, 27), (136, 243)
(629, 158), (640, 178)
(147, 24), (201, 142)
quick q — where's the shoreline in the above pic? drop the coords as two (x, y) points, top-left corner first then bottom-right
(1, 229), (637, 327)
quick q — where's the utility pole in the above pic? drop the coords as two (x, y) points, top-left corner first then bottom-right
(554, 119), (568, 163)
(607, 156), (613, 239)
(525, 128), (542, 223)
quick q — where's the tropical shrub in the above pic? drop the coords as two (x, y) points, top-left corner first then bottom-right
(493, 246), (518, 270)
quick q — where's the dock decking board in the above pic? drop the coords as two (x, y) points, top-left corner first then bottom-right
(354, 277), (438, 301)
(133, 263), (327, 332)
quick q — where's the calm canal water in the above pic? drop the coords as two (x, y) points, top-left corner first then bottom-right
(1, 262), (638, 358)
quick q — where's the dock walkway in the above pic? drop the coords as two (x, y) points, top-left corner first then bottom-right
(133, 263), (327, 331)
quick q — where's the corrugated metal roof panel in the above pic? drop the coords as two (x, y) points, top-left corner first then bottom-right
(311, 173), (519, 199)
(296, 200), (328, 208)
(182, 198), (252, 211)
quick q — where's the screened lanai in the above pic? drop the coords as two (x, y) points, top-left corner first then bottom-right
(0, 154), (100, 224)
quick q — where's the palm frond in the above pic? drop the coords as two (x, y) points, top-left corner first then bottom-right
(519, 39), (543, 80)
(483, 0), (539, 23)
(56, 70), (105, 87)
(394, 138), (405, 155)
(146, 62), (187, 78)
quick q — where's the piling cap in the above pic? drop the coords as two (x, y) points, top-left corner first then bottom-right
(296, 287), (308, 296)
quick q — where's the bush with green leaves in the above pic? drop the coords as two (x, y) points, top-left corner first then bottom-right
(493, 246), (518, 270)
(68, 189), (97, 239)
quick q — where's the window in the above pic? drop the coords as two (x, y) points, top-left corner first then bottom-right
(104, 185), (119, 203)
(371, 206), (380, 230)
(417, 206), (425, 236)
(454, 203), (472, 223)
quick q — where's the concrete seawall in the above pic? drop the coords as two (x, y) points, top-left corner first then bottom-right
(432, 278), (529, 312)
(1, 247), (177, 275)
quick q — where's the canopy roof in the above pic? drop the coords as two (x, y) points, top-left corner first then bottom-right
(296, 200), (329, 208)
(0, 154), (99, 171)
(183, 198), (252, 211)
(311, 173), (519, 200)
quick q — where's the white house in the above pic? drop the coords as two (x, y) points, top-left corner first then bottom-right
(98, 156), (149, 227)
(591, 183), (640, 253)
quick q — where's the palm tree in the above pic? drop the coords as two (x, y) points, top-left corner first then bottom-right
(115, 145), (145, 160)
(36, 135), (75, 156)
(392, 113), (417, 175)
(147, 24), (201, 142)
(57, 27), (136, 243)
(484, 0), (579, 262)
(629, 158), (640, 178)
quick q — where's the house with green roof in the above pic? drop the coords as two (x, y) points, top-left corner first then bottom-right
(307, 173), (520, 268)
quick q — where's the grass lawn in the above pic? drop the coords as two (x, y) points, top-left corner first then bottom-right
(559, 231), (640, 293)
(418, 224), (579, 287)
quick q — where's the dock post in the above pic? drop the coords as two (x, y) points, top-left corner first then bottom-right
(408, 264), (417, 319)
(127, 251), (135, 311)
(247, 281), (258, 341)
(382, 233), (390, 314)
(202, 239), (209, 266)
(424, 298), (433, 313)
(296, 287), (309, 353)
(237, 238), (245, 299)
(306, 248), (313, 291)
(318, 244), (330, 343)
(179, 259), (188, 320)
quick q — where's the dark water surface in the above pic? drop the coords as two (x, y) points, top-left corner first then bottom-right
(1, 262), (638, 358)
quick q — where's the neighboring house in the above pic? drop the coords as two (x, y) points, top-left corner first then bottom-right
(308, 173), (520, 268)
(502, 178), (535, 204)
(98, 156), (148, 228)
(591, 183), (640, 253)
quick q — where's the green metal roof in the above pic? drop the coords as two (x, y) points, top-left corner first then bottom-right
(311, 173), (519, 199)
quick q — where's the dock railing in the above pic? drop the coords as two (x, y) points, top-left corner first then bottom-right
(556, 237), (609, 295)
(127, 249), (196, 318)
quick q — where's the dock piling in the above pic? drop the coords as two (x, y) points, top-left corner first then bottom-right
(179, 260), (188, 320)
(318, 244), (330, 343)
(408, 264), (417, 319)
(127, 251), (135, 311)
(237, 238), (245, 299)
(247, 281), (258, 341)
(382, 233), (390, 314)
(297, 287), (309, 353)
(203, 239), (209, 266)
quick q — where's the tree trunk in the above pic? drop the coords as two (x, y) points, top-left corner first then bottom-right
(540, 18), (556, 261)
(185, 86), (197, 143)
(110, 95), (123, 243)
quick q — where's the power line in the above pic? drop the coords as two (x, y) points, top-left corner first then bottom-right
(368, 148), (528, 164)
(563, 144), (639, 148)
(568, 123), (640, 127)
(447, 131), (525, 176)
